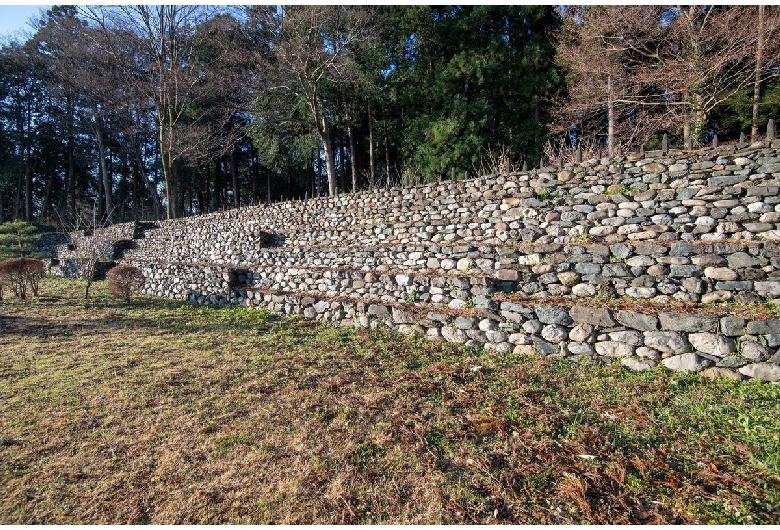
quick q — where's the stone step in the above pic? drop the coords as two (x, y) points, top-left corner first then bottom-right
(174, 285), (780, 382)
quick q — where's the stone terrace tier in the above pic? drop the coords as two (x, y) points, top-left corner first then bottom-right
(57, 142), (780, 382)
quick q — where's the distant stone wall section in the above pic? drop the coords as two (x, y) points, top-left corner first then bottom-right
(57, 141), (780, 382)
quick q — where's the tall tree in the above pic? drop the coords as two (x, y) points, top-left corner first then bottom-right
(386, 6), (562, 181)
(83, 5), (227, 219)
(256, 5), (378, 197)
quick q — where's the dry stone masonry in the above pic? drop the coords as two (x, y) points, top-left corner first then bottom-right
(55, 141), (780, 382)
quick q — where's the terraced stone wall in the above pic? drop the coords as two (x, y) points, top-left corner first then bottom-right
(57, 141), (780, 382)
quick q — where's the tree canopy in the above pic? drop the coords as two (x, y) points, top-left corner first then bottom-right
(0, 5), (777, 225)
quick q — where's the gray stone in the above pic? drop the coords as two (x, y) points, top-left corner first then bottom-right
(566, 342), (594, 355)
(645, 331), (690, 354)
(569, 305), (617, 327)
(608, 330), (644, 346)
(367, 304), (390, 318)
(688, 333), (735, 357)
(486, 330), (508, 343)
(709, 175), (745, 187)
(531, 337), (559, 356)
(727, 252), (765, 269)
(392, 306), (416, 324)
(704, 267), (738, 281)
(625, 286), (656, 298)
(669, 265), (703, 278)
(496, 269), (520, 281)
(621, 358), (656, 372)
(426, 312), (452, 324)
(441, 326), (468, 343)
(572, 284), (597, 297)
(478, 318), (498, 332)
(313, 300), (331, 313)
(466, 329), (489, 343)
(541, 324), (568, 343)
(508, 332), (532, 345)
(746, 319), (780, 335)
(395, 274), (413, 286)
(715, 281), (754, 291)
(659, 313), (718, 332)
(739, 340), (770, 362)
(701, 291), (733, 303)
(615, 310), (659, 331)
(485, 342), (512, 354)
(558, 271), (580, 286)
(523, 320), (543, 335)
(682, 277), (707, 295)
(662, 352), (712, 372)
(595, 341), (636, 358)
(754, 282), (780, 297)
(717, 356), (749, 368)
(701, 367), (746, 381)
(738, 363), (780, 382)
(720, 316), (746, 336)
(454, 316), (478, 330)
(535, 305), (572, 325)
(636, 346), (661, 360)
(569, 323), (594, 343)
(398, 324), (425, 336)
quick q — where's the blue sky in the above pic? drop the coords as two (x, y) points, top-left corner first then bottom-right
(0, 5), (50, 41)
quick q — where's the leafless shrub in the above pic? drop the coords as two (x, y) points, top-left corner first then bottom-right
(0, 258), (45, 299)
(474, 146), (517, 176)
(107, 265), (145, 302)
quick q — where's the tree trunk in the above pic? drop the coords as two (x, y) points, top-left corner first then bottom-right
(25, 155), (33, 222)
(14, 171), (22, 220)
(752, 5), (765, 142)
(213, 159), (223, 210)
(231, 146), (240, 208)
(318, 114), (338, 196)
(158, 120), (178, 219)
(251, 151), (260, 203)
(135, 142), (162, 220)
(63, 96), (75, 223)
(368, 103), (375, 188)
(384, 130), (391, 188)
(41, 173), (53, 221)
(348, 122), (358, 193)
(95, 122), (113, 223)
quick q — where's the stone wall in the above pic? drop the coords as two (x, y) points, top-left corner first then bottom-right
(57, 141), (780, 382)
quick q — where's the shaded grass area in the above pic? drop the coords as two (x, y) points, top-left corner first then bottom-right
(1, 277), (779, 524)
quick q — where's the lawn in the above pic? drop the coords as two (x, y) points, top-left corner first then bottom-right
(1, 277), (779, 523)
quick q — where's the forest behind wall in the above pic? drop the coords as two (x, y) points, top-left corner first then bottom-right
(0, 5), (778, 225)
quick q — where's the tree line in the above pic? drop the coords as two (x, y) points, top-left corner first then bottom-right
(0, 5), (778, 225)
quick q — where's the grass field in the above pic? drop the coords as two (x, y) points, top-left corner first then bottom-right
(1, 277), (779, 524)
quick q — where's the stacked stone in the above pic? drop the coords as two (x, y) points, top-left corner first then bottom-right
(56, 143), (780, 381)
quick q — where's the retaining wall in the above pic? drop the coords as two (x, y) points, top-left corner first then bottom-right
(56, 141), (780, 382)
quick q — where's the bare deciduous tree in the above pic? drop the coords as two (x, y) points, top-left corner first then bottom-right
(555, 6), (780, 149)
(82, 6), (236, 219)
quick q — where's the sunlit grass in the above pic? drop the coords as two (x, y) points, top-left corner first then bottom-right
(1, 277), (779, 524)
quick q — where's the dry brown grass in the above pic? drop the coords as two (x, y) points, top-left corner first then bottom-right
(1, 277), (779, 524)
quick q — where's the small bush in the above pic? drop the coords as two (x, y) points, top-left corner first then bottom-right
(0, 258), (45, 299)
(107, 265), (145, 302)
